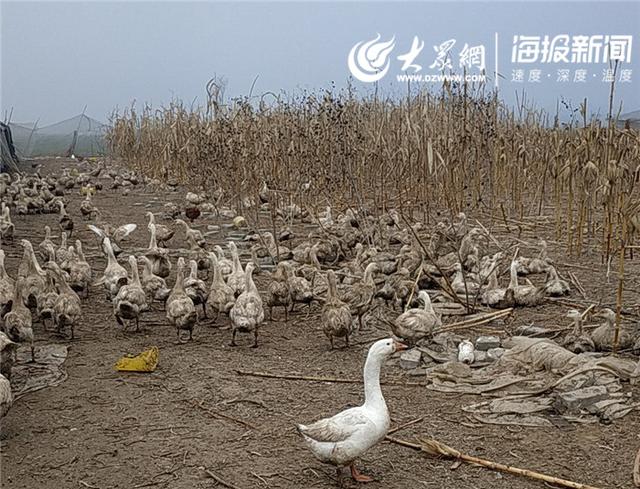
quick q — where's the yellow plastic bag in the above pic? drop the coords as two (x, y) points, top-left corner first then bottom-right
(115, 347), (159, 372)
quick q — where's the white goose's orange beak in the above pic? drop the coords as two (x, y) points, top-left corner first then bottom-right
(393, 340), (408, 352)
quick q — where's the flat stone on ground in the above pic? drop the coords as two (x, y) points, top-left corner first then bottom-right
(555, 385), (609, 412)
(476, 336), (501, 351)
(400, 349), (422, 370)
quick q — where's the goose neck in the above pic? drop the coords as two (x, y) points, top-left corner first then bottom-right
(327, 273), (337, 299)
(362, 352), (386, 409)
(149, 225), (158, 249)
(244, 267), (256, 293)
(131, 263), (141, 287)
(105, 241), (117, 266)
(174, 264), (185, 293)
(508, 263), (518, 289)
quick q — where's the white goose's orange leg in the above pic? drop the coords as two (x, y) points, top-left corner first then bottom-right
(350, 463), (373, 483)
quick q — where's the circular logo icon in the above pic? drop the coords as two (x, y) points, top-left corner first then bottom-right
(348, 34), (396, 83)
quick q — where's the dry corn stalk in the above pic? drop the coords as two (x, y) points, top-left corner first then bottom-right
(386, 435), (602, 489)
(107, 84), (640, 261)
(434, 308), (513, 333)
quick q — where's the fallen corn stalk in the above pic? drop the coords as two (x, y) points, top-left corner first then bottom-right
(235, 369), (424, 387)
(385, 435), (602, 489)
(634, 446), (640, 487)
(435, 308), (513, 333)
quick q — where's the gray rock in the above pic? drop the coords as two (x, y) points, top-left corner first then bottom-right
(400, 349), (422, 370)
(473, 350), (488, 363)
(555, 385), (609, 412)
(487, 347), (505, 360)
(476, 336), (501, 351)
(406, 367), (427, 376)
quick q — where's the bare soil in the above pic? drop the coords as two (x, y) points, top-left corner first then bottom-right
(1, 158), (639, 489)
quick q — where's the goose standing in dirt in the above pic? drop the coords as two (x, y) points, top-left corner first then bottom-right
(184, 260), (208, 318)
(57, 201), (74, 237)
(213, 245), (233, 278)
(166, 257), (198, 341)
(56, 232), (72, 265)
(266, 261), (292, 321)
(47, 262), (82, 339)
(0, 372), (12, 418)
(287, 263), (314, 313)
(38, 225), (55, 261)
(2, 279), (35, 361)
(67, 240), (92, 298)
(113, 256), (148, 332)
(94, 237), (128, 300)
(176, 219), (206, 248)
(226, 242), (246, 297)
(340, 263), (378, 330)
(138, 256), (171, 304)
(80, 192), (98, 220)
(322, 270), (354, 349)
(205, 253), (235, 321)
(0, 250), (15, 317)
(146, 212), (174, 247)
(229, 262), (263, 347)
(145, 223), (172, 278)
(37, 270), (59, 330)
(297, 338), (407, 485)
(17, 240), (46, 311)
(0, 205), (15, 243)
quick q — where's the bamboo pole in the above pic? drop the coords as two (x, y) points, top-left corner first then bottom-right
(385, 435), (603, 489)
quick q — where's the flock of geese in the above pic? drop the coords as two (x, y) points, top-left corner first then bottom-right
(1, 162), (638, 485)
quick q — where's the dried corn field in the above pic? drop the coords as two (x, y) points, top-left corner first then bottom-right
(107, 88), (640, 259)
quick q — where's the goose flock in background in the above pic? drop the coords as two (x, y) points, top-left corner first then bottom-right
(0, 160), (639, 482)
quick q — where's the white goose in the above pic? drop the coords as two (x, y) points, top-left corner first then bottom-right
(297, 338), (407, 485)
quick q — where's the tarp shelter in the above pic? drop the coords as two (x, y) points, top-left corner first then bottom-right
(0, 122), (19, 172)
(9, 114), (108, 158)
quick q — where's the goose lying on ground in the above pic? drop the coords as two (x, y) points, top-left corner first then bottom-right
(391, 290), (441, 345)
(297, 338), (407, 485)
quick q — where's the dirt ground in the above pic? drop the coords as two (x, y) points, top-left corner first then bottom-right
(1, 158), (639, 489)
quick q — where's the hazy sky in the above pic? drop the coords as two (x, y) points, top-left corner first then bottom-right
(1, 0), (639, 125)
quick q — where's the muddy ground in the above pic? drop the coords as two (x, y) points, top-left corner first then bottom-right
(1, 158), (639, 489)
